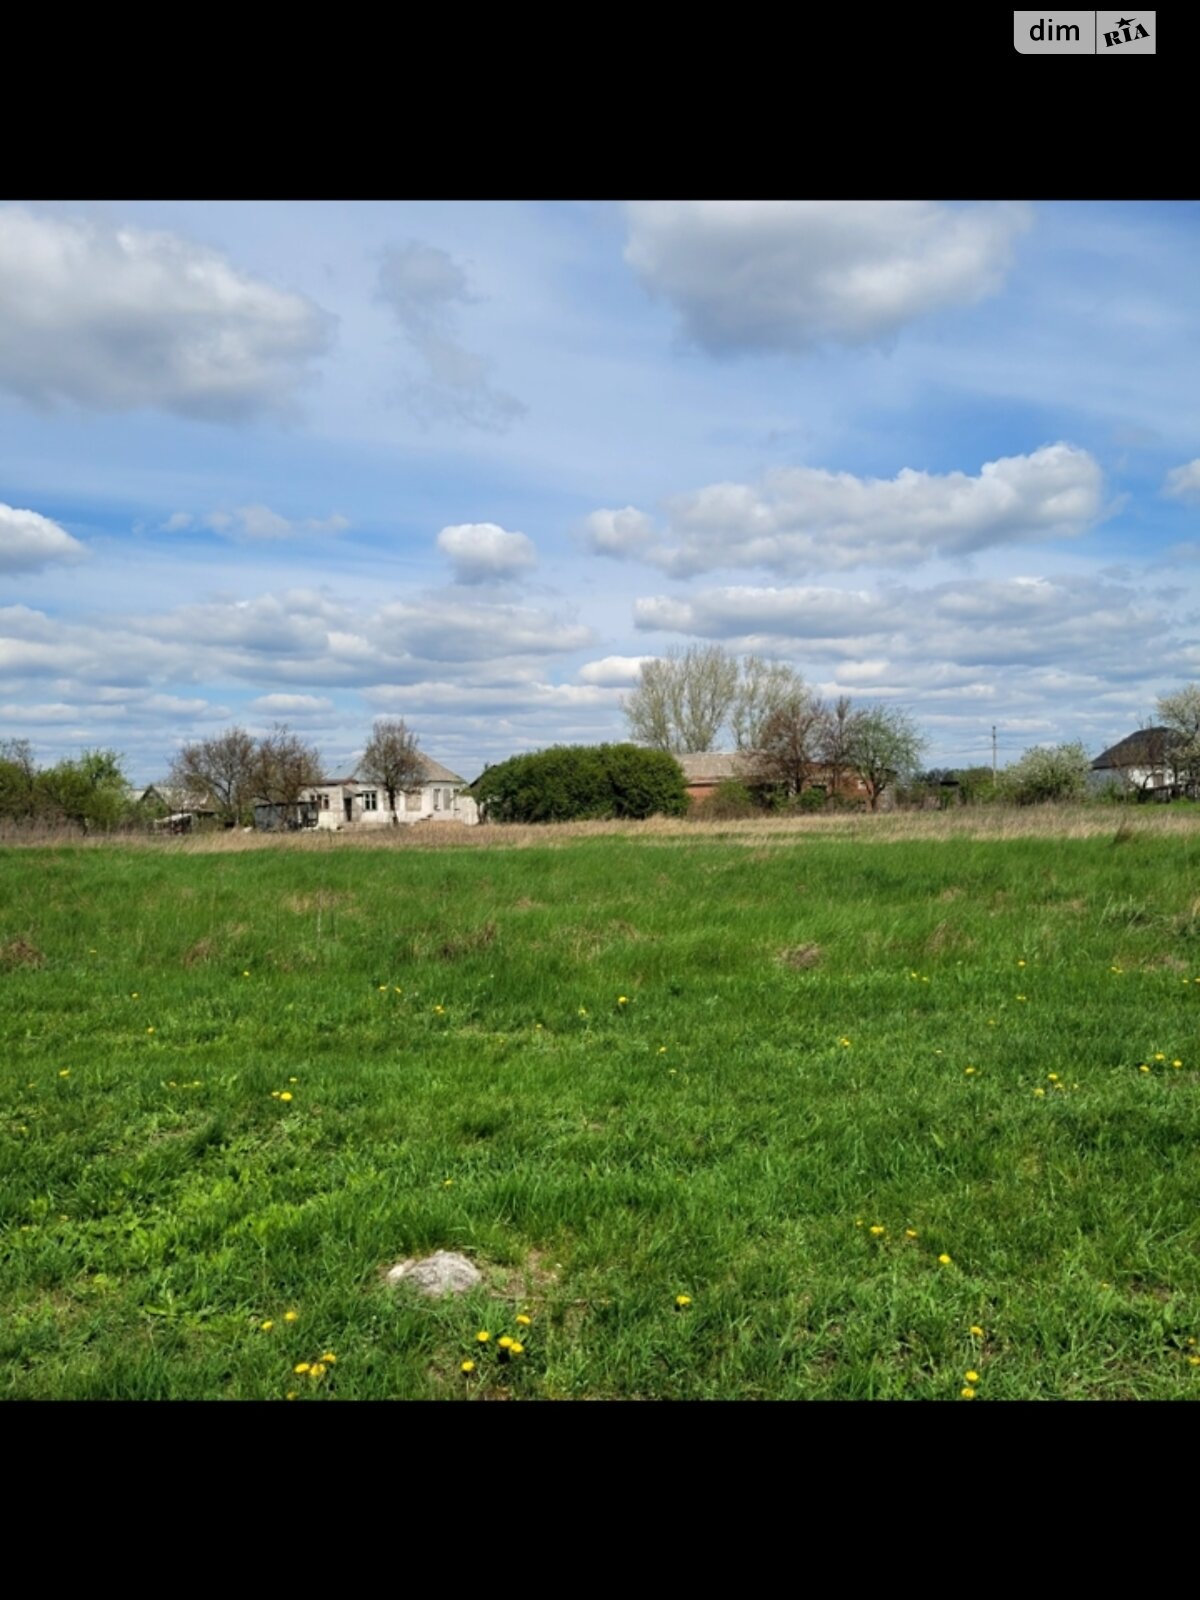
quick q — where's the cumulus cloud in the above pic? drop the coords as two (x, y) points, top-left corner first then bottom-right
(0, 502), (87, 573)
(577, 655), (654, 686)
(589, 444), (1103, 577)
(584, 507), (658, 560)
(0, 206), (332, 420)
(250, 693), (334, 715)
(1164, 459), (1200, 503)
(164, 506), (349, 541)
(624, 200), (1032, 356)
(377, 241), (525, 432)
(437, 522), (537, 584)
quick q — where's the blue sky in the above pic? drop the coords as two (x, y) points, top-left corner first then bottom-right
(2, 199), (1198, 783)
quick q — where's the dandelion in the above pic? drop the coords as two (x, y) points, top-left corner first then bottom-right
(675, 1294), (692, 1308)
(476, 1330), (491, 1343)
(961, 1386), (977, 1400)
(1111, 965), (1122, 973)
(578, 1007), (588, 1017)
(516, 1313), (532, 1326)
(309, 1363), (327, 1378)
(131, 992), (139, 999)
(1189, 1356), (1200, 1368)
(460, 1360), (476, 1374)
(146, 1027), (155, 1034)
(1033, 1087), (1046, 1097)
(970, 1325), (985, 1339)
(379, 984), (388, 991)
(938, 1253), (953, 1266)
(839, 1037), (852, 1047)
(321, 1352), (337, 1364)
(658, 1046), (667, 1054)
(905, 1228), (918, 1239)
(289, 1076), (298, 1083)
(509, 1342), (524, 1357)
(617, 996), (628, 1006)
(286, 1391), (298, 1400)
(869, 1225), (885, 1237)
(243, 970), (250, 978)
(294, 1362), (311, 1374)
(1173, 1059), (1183, 1069)
(1139, 1065), (1150, 1074)
(965, 1066), (977, 1076)
(280, 1091), (293, 1102)
(393, 986), (402, 993)
(271, 1090), (281, 1098)
(260, 1320), (274, 1332)
(284, 1310), (299, 1323)
(1016, 995), (1027, 1002)
(1017, 960), (1026, 968)
(498, 1336), (515, 1350)
(965, 1370), (980, 1384)
(58, 1069), (70, 1078)
(443, 1178), (454, 1188)
(433, 1004), (445, 1015)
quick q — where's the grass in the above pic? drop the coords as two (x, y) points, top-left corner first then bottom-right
(2, 816), (1200, 1400)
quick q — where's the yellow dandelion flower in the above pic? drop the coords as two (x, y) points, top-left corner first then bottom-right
(617, 995), (628, 1005)
(476, 1330), (491, 1343)
(1048, 1073), (1059, 1082)
(675, 1294), (692, 1308)
(279, 1091), (293, 1102)
(289, 1076), (298, 1083)
(286, 1391), (298, 1400)
(1139, 1065), (1150, 1074)
(284, 1310), (299, 1323)
(460, 1360), (476, 1374)
(964, 1066), (977, 1076)
(131, 992), (139, 999)
(1189, 1356), (1200, 1368)
(443, 1178), (454, 1187)
(839, 1037), (852, 1047)
(961, 1386), (977, 1400)
(1155, 1053), (1165, 1061)
(1173, 1059), (1183, 1068)
(516, 1313), (532, 1326)
(509, 1342), (524, 1356)
(58, 1069), (70, 1078)
(965, 1370), (980, 1383)
(658, 1046), (667, 1054)
(1016, 995), (1027, 1002)
(309, 1362), (327, 1378)
(271, 1090), (281, 1098)
(938, 1253), (953, 1266)
(905, 1228), (918, 1239)
(294, 1362), (311, 1374)
(393, 986), (402, 993)
(260, 1320), (274, 1332)
(321, 1352), (337, 1364)
(434, 1004), (445, 1015)
(970, 1325), (984, 1338)
(498, 1336), (515, 1350)
(1033, 1087), (1046, 1097)
(378, 984), (388, 991)
(243, 970), (250, 977)
(578, 1006), (588, 1016)
(146, 1027), (155, 1033)
(869, 1225), (885, 1237)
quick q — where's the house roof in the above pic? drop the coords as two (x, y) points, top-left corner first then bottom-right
(316, 752), (467, 787)
(1091, 727), (1179, 770)
(676, 752), (754, 784)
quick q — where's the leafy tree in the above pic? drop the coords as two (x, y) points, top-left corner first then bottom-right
(473, 744), (688, 823)
(844, 705), (926, 811)
(359, 717), (425, 823)
(999, 741), (1091, 806)
(0, 739), (38, 822)
(750, 693), (829, 797)
(170, 727), (258, 826)
(622, 645), (741, 753)
(35, 749), (129, 831)
(953, 766), (1001, 805)
(1157, 685), (1200, 794)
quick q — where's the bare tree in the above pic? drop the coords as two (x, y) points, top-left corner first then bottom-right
(844, 705), (926, 812)
(622, 645), (741, 753)
(169, 727), (257, 827)
(751, 694), (829, 797)
(730, 658), (807, 751)
(819, 695), (855, 800)
(251, 724), (323, 824)
(1157, 684), (1200, 796)
(359, 717), (425, 823)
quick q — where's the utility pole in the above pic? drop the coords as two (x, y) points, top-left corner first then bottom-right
(992, 726), (997, 784)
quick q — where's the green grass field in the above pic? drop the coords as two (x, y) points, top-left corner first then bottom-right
(3, 820), (1200, 1399)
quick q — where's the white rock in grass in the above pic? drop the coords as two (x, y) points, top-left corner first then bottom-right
(386, 1252), (482, 1297)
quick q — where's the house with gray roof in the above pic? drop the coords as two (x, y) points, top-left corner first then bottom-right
(302, 752), (479, 828)
(1090, 727), (1182, 798)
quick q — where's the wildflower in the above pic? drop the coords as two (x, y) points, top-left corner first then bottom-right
(970, 1325), (985, 1339)
(578, 1007), (588, 1017)
(286, 1391), (298, 1400)
(675, 1295), (692, 1308)
(1048, 1073), (1058, 1082)
(987, 1019), (997, 1026)
(1017, 960), (1026, 968)
(280, 1091), (293, 1102)
(1139, 1065), (1150, 1074)
(260, 1320), (274, 1332)
(284, 1310), (299, 1323)
(1173, 1059), (1183, 1068)
(1016, 995), (1027, 1002)
(1111, 965), (1122, 973)
(271, 1090), (281, 1098)
(58, 1069), (70, 1078)
(965, 1370), (980, 1383)
(905, 1228), (918, 1239)
(839, 1037), (852, 1047)
(1033, 1087), (1046, 1097)
(294, 1362), (311, 1374)
(131, 992), (139, 999)
(443, 1178), (454, 1188)
(1155, 1053), (1166, 1061)
(938, 1254), (953, 1266)
(498, 1336), (515, 1350)
(309, 1362), (327, 1378)
(147, 1027), (155, 1034)
(1187, 1337), (1197, 1346)
(321, 1352), (337, 1364)
(509, 1342), (524, 1356)
(1189, 1356), (1200, 1368)
(460, 1360), (476, 1374)
(964, 1066), (977, 1076)
(658, 1046), (667, 1054)
(617, 995), (628, 1006)
(243, 970), (250, 977)
(433, 1004), (445, 1015)
(516, 1313), (532, 1326)
(961, 1386), (977, 1400)
(378, 984), (388, 991)
(289, 1076), (298, 1083)
(869, 1225), (885, 1237)
(393, 986), (402, 993)
(476, 1330), (491, 1343)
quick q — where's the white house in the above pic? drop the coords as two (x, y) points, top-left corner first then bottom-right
(1091, 728), (1183, 799)
(304, 753), (479, 828)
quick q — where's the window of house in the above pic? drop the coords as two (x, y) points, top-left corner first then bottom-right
(404, 789), (421, 811)
(362, 790), (378, 812)
(433, 788), (442, 810)
(319, 793), (330, 810)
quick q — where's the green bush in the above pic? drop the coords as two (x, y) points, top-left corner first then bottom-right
(699, 779), (759, 819)
(472, 744), (689, 823)
(999, 742), (1091, 806)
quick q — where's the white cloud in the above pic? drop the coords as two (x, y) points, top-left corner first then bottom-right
(577, 655), (654, 686)
(164, 506), (349, 541)
(584, 507), (657, 559)
(436, 522), (537, 584)
(1164, 459), (1200, 503)
(377, 241), (525, 432)
(624, 200), (1032, 356)
(0, 502), (87, 573)
(250, 693), (334, 715)
(591, 444), (1104, 577)
(0, 206), (332, 420)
